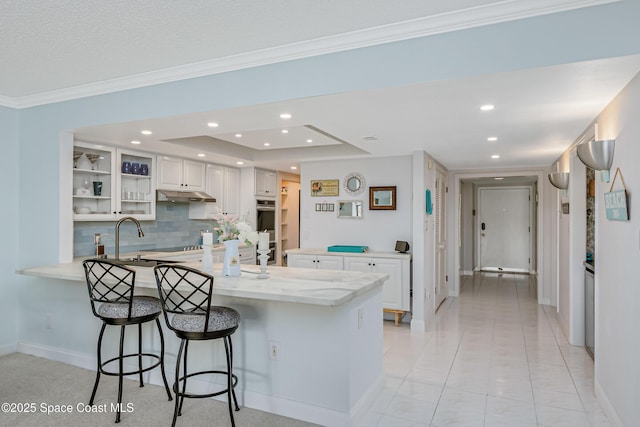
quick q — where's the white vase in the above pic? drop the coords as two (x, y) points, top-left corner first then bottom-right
(222, 239), (241, 276)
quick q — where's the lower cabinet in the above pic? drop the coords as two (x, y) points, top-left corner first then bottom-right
(344, 257), (405, 311)
(287, 254), (344, 270)
(286, 250), (411, 311)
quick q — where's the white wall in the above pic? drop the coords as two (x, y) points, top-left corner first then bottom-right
(460, 182), (474, 274)
(300, 156), (413, 252)
(590, 71), (640, 427)
(0, 106), (19, 354)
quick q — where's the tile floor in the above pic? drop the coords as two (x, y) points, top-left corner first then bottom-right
(358, 272), (610, 427)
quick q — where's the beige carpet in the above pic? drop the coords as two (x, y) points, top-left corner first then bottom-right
(0, 353), (321, 427)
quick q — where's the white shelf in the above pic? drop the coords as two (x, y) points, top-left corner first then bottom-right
(73, 168), (110, 175)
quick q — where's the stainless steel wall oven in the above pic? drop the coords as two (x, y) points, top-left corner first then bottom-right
(256, 199), (276, 264)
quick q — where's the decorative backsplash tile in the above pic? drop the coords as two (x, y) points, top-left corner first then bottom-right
(73, 204), (211, 257)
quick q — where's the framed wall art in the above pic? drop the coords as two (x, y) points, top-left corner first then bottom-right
(311, 179), (339, 197)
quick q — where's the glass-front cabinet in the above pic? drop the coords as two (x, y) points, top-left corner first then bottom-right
(73, 142), (156, 221)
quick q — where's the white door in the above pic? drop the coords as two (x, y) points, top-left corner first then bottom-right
(478, 187), (531, 272)
(435, 170), (447, 309)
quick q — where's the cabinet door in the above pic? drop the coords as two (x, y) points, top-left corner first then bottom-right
(287, 254), (317, 269)
(371, 258), (404, 310)
(316, 255), (343, 270)
(157, 157), (184, 190)
(255, 168), (277, 197)
(344, 257), (371, 273)
(183, 160), (206, 191)
(223, 167), (240, 216)
(239, 246), (256, 265)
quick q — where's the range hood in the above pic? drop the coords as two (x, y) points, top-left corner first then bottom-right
(156, 189), (216, 203)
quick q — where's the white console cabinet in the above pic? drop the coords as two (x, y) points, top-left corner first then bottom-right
(286, 249), (411, 313)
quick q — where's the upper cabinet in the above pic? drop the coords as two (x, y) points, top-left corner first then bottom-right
(157, 157), (206, 192)
(189, 164), (241, 219)
(73, 142), (156, 221)
(255, 168), (277, 197)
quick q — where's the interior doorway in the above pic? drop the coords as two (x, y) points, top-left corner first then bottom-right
(478, 187), (532, 272)
(454, 173), (543, 302)
(278, 174), (301, 266)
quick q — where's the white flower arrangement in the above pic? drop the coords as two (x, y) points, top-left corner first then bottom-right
(212, 211), (259, 246)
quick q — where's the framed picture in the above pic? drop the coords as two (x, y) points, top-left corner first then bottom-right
(315, 203), (322, 212)
(311, 179), (339, 197)
(322, 203), (328, 211)
(369, 186), (396, 210)
(328, 203), (334, 212)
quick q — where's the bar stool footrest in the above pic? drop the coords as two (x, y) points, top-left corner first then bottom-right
(173, 370), (238, 399)
(100, 352), (163, 377)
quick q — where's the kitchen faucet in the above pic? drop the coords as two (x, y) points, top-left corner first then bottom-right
(114, 216), (144, 260)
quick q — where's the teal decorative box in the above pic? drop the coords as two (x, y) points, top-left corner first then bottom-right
(327, 245), (369, 253)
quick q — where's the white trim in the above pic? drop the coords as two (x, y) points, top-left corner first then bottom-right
(1, 0), (617, 109)
(594, 379), (623, 427)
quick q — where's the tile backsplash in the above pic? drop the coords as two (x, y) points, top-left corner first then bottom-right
(74, 204), (211, 257)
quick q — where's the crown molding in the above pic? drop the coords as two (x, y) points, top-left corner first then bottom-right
(1, 0), (617, 109)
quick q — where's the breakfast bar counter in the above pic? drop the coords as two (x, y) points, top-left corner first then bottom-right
(17, 259), (387, 426)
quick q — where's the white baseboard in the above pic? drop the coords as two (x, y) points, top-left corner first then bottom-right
(17, 342), (365, 426)
(594, 379), (623, 427)
(0, 342), (17, 357)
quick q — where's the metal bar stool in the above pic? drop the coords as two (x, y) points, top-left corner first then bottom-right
(153, 264), (240, 427)
(83, 259), (172, 423)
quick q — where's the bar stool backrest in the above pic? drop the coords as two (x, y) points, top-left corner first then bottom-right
(83, 259), (136, 320)
(154, 265), (215, 333)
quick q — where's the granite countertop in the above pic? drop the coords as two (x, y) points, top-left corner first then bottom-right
(16, 259), (387, 307)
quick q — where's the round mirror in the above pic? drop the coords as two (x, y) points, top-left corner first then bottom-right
(344, 173), (366, 195)
(347, 177), (360, 191)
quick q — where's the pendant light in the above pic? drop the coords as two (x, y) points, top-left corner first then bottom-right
(548, 172), (570, 190)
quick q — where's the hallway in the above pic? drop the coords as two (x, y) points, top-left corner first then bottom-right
(361, 272), (609, 426)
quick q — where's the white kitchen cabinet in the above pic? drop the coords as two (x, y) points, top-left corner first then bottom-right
(239, 245), (256, 265)
(286, 249), (411, 312)
(189, 164), (240, 219)
(344, 257), (406, 311)
(255, 168), (277, 197)
(286, 253), (344, 270)
(73, 142), (155, 221)
(157, 157), (206, 192)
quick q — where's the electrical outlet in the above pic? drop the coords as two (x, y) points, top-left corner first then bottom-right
(357, 307), (364, 329)
(269, 341), (281, 361)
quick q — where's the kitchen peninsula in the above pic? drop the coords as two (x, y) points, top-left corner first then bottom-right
(17, 257), (387, 426)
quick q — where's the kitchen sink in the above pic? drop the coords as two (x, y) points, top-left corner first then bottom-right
(108, 257), (182, 267)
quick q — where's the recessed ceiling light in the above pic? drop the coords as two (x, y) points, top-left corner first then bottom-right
(207, 122), (219, 128)
(362, 136), (378, 141)
(280, 113), (292, 119)
(236, 161), (244, 165)
(131, 140), (141, 145)
(494, 177), (504, 180)
(281, 129), (288, 134)
(491, 154), (500, 159)
(290, 166), (297, 170)
(487, 137), (498, 142)
(306, 139), (313, 143)
(141, 130), (152, 135)
(197, 153), (205, 157)
(264, 142), (270, 147)
(235, 133), (242, 138)
(481, 104), (495, 111)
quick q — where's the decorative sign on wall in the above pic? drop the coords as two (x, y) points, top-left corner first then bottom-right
(604, 168), (629, 221)
(311, 179), (339, 197)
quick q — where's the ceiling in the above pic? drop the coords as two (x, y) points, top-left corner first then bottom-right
(4, 0), (640, 172)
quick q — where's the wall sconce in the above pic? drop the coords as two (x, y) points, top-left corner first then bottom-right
(548, 172), (570, 190)
(576, 139), (615, 171)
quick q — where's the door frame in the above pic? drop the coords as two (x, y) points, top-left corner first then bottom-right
(476, 185), (534, 273)
(451, 170), (546, 304)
